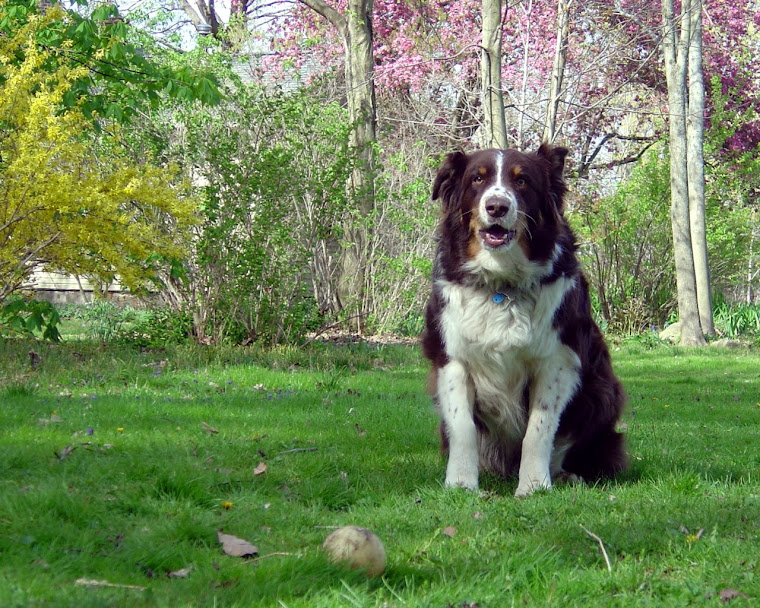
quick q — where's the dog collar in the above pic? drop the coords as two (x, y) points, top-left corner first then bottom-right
(492, 285), (521, 304)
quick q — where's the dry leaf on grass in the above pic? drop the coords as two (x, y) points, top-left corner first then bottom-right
(167, 565), (193, 579)
(38, 414), (63, 425)
(253, 462), (268, 476)
(202, 421), (219, 434)
(56, 445), (76, 461)
(441, 526), (457, 538)
(217, 531), (258, 558)
(719, 589), (749, 603)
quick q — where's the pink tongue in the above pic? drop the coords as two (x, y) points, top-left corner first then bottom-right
(485, 232), (506, 246)
(483, 228), (511, 247)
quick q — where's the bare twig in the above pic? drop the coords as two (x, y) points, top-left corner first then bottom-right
(580, 524), (612, 572)
(277, 447), (318, 455)
(299, 314), (368, 348)
(75, 578), (146, 591)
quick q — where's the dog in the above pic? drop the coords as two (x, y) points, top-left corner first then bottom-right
(421, 144), (627, 497)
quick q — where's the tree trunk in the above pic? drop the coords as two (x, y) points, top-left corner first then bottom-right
(481, 0), (507, 148)
(299, 0), (377, 333)
(686, 0), (713, 335)
(543, 0), (571, 143)
(662, 0), (706, 346)
(748, 210), (757, 303)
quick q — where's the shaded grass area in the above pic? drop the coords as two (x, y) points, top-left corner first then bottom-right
(1, 339), (759, 607)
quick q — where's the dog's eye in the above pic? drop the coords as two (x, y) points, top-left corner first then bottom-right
(473, 175), (484, 184)
(515, 177), (527, 187)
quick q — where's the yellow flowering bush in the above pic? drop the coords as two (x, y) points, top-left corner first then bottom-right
(0, 5), (197, 299)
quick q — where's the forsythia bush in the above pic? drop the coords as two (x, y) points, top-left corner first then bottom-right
(0, 4), (197, 299)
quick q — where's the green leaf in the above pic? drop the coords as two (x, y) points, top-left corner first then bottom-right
(105, 102), (122, 121)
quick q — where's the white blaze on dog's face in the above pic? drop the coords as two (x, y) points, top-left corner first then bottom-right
(455, 149), (563, 265)
(471, 151), (520, 250)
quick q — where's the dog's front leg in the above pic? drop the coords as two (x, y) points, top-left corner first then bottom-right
(438, 360), (478, 490)
(516, 354), (580, 497)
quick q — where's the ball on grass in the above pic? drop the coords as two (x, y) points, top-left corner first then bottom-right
(322, 526), (386, 577)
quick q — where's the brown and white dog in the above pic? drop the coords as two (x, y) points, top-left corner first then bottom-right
(421, 144), (627, 497)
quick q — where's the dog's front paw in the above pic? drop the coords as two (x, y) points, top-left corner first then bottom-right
(514, 476), (551, 498)
(444, 459), (479, 491)
(444, 475), (478, 491)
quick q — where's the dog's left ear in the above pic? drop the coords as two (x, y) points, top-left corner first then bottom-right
(537, 143), (569, 213)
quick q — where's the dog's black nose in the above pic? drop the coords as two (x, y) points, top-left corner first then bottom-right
(485, 198), (510, 218)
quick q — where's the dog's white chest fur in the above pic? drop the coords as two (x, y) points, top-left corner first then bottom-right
(438, 278), (578, 439)
(438, 278), (574, 360)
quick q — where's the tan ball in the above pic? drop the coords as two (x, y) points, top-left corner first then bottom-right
(322, 526), (387, 577)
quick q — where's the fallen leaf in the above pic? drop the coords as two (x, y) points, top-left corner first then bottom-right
(354, 423), (367, 436)
(38, 414), (63, 425)
(56, 445), (76, 461)
(217, 531), (258, 558)
(719, 589), (748, 603)
(202, 421), (219, 435)
(253, 462), (268, 476)
(441, 526), (457, 538)
(167, 565), (193, 579)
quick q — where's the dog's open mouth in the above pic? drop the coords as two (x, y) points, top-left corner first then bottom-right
(480, 225), (516, 249)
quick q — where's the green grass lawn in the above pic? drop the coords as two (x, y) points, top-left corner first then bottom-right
(1, 338), (759, 607)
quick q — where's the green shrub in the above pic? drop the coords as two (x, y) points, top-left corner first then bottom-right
(73, 300), (128, 342)
(131, 79), (353, 346)
(571, 145), (675, 331)
(114, 307), (193, 348)
(0, 296), (61, 341)
(713, 298), (760, 338)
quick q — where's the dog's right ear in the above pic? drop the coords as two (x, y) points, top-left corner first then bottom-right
(432, 151), (468, 211)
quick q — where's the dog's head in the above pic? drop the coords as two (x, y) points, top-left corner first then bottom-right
(432, 144), (569, 268)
